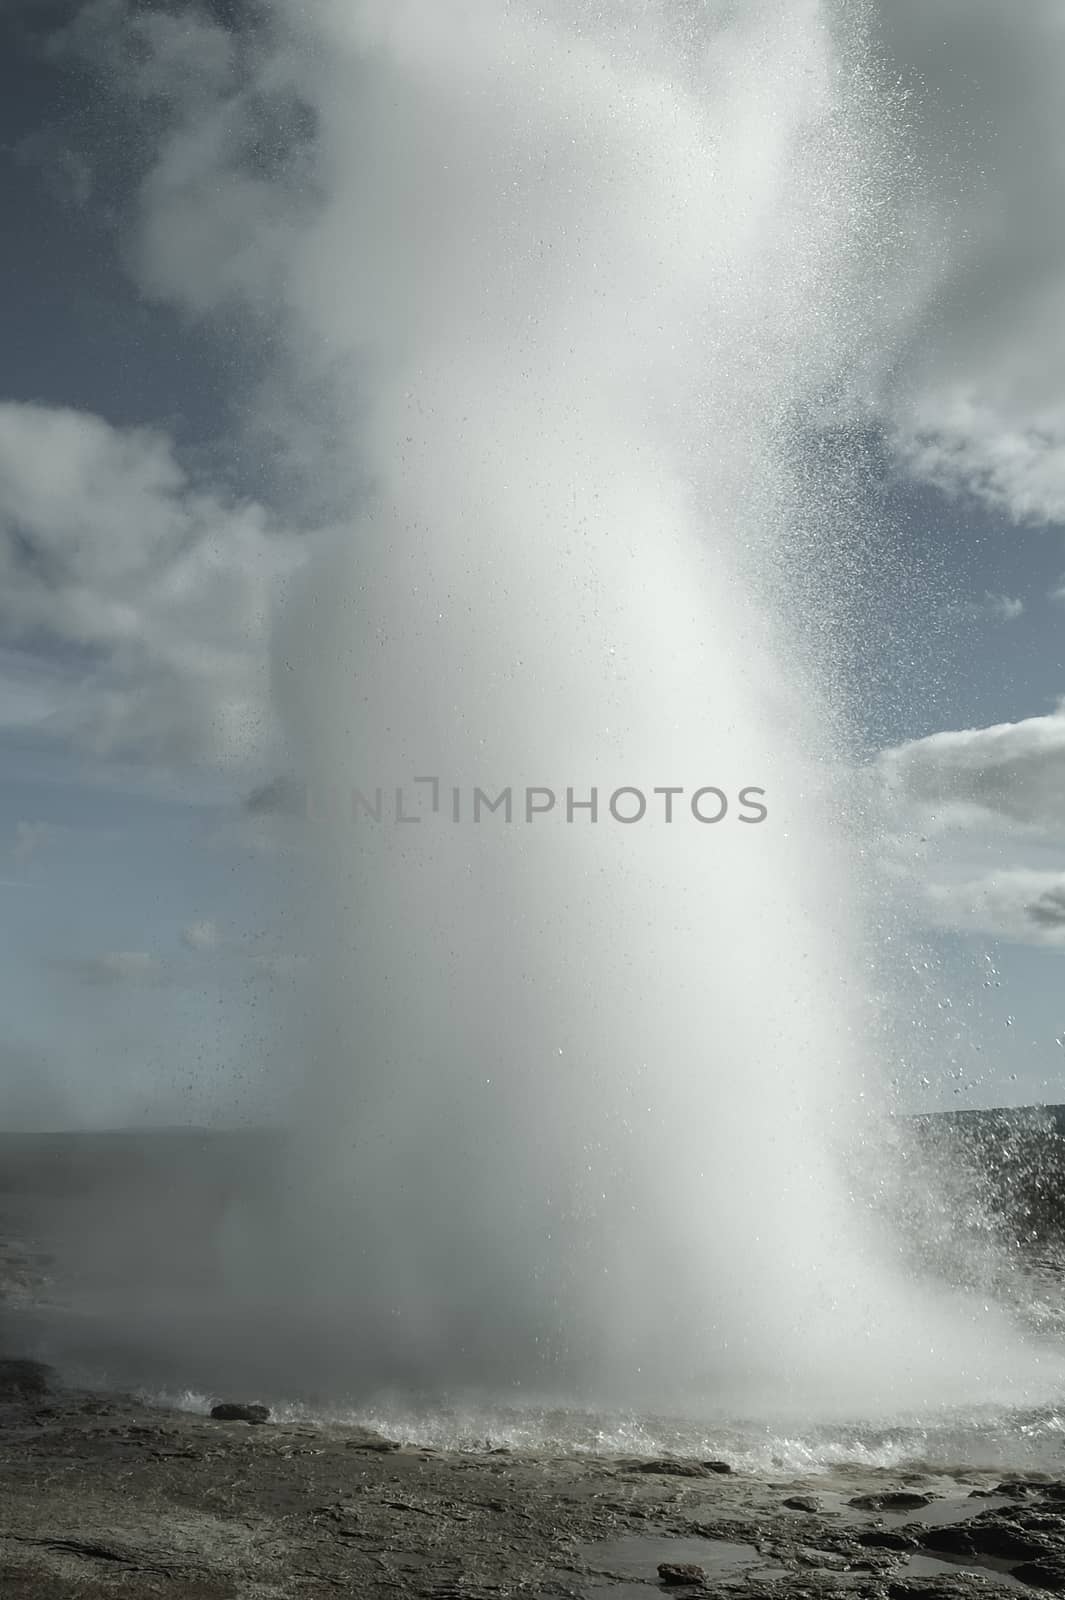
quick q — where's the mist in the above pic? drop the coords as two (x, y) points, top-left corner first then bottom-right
(248, 0), (1062, 1416)
(5, 0), (1065, 1438)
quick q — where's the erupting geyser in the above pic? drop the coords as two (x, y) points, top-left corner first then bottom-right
(261, 0), (1061, 1418)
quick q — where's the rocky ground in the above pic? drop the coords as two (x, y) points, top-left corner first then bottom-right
(5, 1359), (1065, 1598)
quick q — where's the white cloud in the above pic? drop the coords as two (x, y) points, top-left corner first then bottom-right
(970, 593), (1024, 624)
(181, 919), (219, 951)
(876, 706), (1065, 948)
(178, 919), (304, 976)
(878, 706), (1065, 832)
(924, 870), (1065, 949)
(0, 402), (306, 768)
(892, 394), (1065, 528)
(876, 1), (1065, 526)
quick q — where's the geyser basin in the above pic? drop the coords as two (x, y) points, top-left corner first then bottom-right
(5, 1), (1060, 1452)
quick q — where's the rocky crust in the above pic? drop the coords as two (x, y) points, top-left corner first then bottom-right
(6, 1369), (1065, 1597)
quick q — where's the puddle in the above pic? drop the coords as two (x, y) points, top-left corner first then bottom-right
(806, 1488), (1012, 1528)
(582, 1495), (1043, 1594)
(579, 1535), (786, 1591)
(906, 1553), (1029, 1592)
(911, 1495), (1011, 1527)
(881, 1494), (1013, 1529)
(580, 1527), (1035, 1596)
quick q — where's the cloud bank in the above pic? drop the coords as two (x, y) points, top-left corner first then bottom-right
(877, 706), (1065, 947)
(0, 401), (304, 767)
(876, 0), (1065, 528)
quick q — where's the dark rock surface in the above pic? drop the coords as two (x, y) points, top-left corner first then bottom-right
(925, 1518), (1048, 1560)
(635, 1458), (714, 1478)
(208, 1401), (270, 1424)
(1014, 1559), (1065, 1590)
(888, 1581), (1015, 1599)
(851, 1491), (935, 1512)
(858, 1529), (921, 1551)
(657, 1560), (707, 1585)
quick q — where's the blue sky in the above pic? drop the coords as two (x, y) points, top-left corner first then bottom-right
(2, 0), (1065, 1125)
(0, 2), (297, 1120)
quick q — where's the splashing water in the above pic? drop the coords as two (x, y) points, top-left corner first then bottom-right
(251, 0), (1065, 1423)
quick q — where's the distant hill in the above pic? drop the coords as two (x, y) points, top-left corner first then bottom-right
(913, 1104), (1065, 1138)
(910, 1104), (1065, 1247)
(1, 1111), (1063, 1252)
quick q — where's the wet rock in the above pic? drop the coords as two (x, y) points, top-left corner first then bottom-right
(1005, 1511), (1065, 1536)
(920, 1526), (976, 1556)
(924, 1519), (1053, 1561)
(0, 1357), (53, 1397)
(657, 1561), (706, 1586)
(636, 1459), (712, 1478)
(848, 1550), (902, 1573)
(209, 1402), (270, 1424)
(889, 1580), (1017, 1599)
(796, 1546), (850, 1570)
(343, 1428), (401, 1452)
(857, 1528), (919, 1551)
(703, 1460), (733, 1474)
(973, 1525), (1057, 1560)
(1014, 1558), (1065, 1590)
(850, 1491), (935, 1512)
(782, 1495), (822, 1513)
